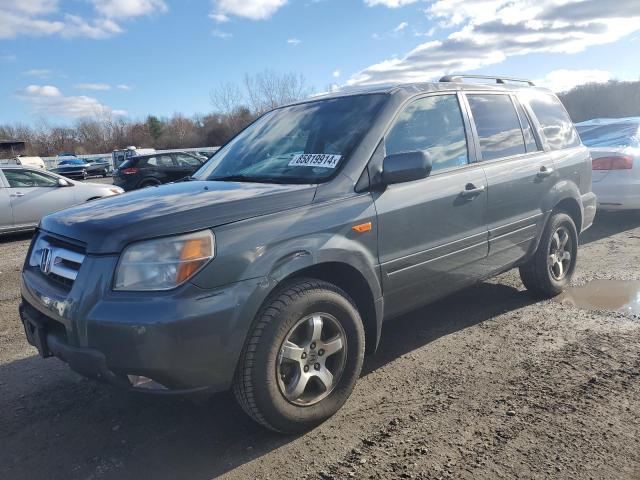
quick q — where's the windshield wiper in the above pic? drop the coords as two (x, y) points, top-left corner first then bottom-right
(210, 174), (280, 183)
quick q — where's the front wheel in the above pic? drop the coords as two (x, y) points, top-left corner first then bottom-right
(233, 279), (365, 433)
(519, 212), (578, 297)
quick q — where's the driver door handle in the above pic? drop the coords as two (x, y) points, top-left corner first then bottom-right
(10, 192), (25, 198)
(537, 166), (554, 178)
(460, 183), (485, 197)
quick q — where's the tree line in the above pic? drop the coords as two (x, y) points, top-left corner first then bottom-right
(1, 75), (638, 157)
(0, 70), (310, 157)
(557, 80), (640, 123)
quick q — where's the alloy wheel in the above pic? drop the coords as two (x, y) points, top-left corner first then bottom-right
(276, 313), (347, 406)
(548, 225), (572, 280)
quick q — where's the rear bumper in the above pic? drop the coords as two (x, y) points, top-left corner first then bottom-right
(593, 178), (640, 210)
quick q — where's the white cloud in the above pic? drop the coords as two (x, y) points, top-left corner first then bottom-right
(350, 0), (640, 85)
(91, 0), (168, 19)
(333, 70), (341, 78)
(364, 0), (419, 7)
(0, 52), (17, 62)
(18, 84), (127, 118)
(62, 15), (122, 39)
(536, 69), (612, 93)
(212, 29), (233, 38)
(116, 84), (132, 91)
(0, 0), (165, 39)
(209, 12), (230, 23)
(0, 0), (58, 15)
(287, 38), (301, 46)
(24, 85), (61, 97)
(24, 68), (52, 77)
(210, 0), (287, 21)
(394, 21), (409, 32)
(74, 83), (112, 91)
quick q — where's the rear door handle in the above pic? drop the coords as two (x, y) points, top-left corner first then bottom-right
(460, 183), (485, 197)
(537, 166), (554, 178)
(10, 192), (25, 198)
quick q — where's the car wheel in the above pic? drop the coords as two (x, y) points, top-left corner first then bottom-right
(519, 212), (578, 297)
(140, 180), (160, 188)
(102, 169), (108, 178)
(233, 278), (365, 433)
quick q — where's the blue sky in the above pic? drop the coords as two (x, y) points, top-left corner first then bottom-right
(1, 0), (639, 125)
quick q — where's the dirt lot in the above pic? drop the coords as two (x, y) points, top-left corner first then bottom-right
(1, 212), (639, 480)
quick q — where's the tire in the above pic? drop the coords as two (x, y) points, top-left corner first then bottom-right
(519, 212), (578, 297)
(233, 278), (365, 433)
(102, 169), (108, 178)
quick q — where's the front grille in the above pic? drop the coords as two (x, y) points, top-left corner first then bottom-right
(29, 234), (86, 288)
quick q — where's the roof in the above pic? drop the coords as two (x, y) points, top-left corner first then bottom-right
(303, 78), (551, 103)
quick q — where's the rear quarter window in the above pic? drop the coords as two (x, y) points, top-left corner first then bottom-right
(466, 94), (527, 161)
(524, 92), (580, 151)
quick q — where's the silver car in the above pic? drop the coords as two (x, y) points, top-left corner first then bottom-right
(0, 166), (123, 235)
(576, 117), (640, 210)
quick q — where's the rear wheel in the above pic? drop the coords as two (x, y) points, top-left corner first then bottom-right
(519, 212), (578, 297)
(233, 278), (365, 433)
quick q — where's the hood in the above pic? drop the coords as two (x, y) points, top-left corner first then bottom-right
(41, 180), (317, 254)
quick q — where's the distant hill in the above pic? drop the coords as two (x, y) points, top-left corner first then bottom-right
(558, 80), (640, 123)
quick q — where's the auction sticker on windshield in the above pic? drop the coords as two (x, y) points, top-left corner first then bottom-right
(289, 154), (342, 169)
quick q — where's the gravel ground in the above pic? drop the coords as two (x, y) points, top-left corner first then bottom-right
(1, 212), (639, 480)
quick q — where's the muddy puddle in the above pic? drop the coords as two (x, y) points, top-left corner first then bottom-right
(554, 279), (640, 315)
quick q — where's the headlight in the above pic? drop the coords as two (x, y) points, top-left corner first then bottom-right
(114, 230), (215, 291)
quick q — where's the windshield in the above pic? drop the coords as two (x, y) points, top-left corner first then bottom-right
(194, 94), (387, 184)
(576, 121), (640, 148)
(60, 159), (85, 165)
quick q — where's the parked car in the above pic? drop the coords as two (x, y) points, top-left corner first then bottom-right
(19, 75), (595, 433)
(0, 166), (123, 235)
(0, 156), (47, 169)
(51, 158), (109, 179)
(576, 117), (640, 210)
(113, 152), (206, 191)
(85, 156), (112, 176)
(112, 146), (156, 169)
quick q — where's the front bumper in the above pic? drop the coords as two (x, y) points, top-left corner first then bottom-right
(20, 252), (273, 393)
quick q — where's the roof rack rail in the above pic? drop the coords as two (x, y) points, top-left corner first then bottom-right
(440, 74), (535, 86)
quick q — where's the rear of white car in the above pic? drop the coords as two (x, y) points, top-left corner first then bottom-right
(576, 118), (640, 211)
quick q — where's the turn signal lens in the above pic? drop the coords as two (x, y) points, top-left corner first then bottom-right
(352, 222), (372, 233)
(176, 236), (214, 283)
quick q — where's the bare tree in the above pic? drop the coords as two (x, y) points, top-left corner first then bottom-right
(244, 70), (311, 113)
(210, 81), (245, 115)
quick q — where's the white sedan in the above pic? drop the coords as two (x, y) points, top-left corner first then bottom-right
(576, 117), (640, 211)
(0, 166), (123, 235)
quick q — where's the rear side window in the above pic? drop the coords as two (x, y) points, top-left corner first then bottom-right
(467, 94), (526, 161)
(525, 92), (580, 150)
(385, 94), (469, 173)
(139, 155), (174, 168)
(514, 100), (540, 153)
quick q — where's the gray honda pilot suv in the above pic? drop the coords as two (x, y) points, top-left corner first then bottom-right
(20, 75), (596, 432)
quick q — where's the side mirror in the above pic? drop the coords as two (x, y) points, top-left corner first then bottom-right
(58, 178), (71, 187)
(382, 151), (432, 185)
